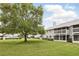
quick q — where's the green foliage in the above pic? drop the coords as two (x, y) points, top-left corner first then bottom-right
(37, 26), (45, 34)
(0, 3), (44, 35)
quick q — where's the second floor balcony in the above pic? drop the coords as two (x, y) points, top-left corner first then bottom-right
(54, 29), (68, 34)
(73, 27), (79, 33)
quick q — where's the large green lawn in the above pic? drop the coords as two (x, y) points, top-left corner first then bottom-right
(0, 39), (79, 56)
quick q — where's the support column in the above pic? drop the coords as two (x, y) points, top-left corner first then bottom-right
(72, 26), (74, 43)
(53, 30), (55, 40)
(72, 35), (74, 43)
(65, 35), (67, 42)
(65, 27), (67, 42)
(59, 34), (60, 40)
(59, 29), (61, 40)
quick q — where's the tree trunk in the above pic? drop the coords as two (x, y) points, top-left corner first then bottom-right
(1, 34), (5, 40)
(24, 34), (27, 42)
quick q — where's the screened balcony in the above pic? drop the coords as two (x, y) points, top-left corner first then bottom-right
(73, 27), (79, 32)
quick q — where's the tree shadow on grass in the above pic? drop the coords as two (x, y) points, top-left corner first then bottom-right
(0, 39), (45, 45)
(16, 39), (44, 45)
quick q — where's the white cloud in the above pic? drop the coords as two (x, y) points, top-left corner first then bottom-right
(43, 5), (78, 28)
(64, 4), (75, 10)
(44, 5), (66, 15)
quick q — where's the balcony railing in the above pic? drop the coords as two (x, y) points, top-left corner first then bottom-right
(54, 30), (61, 33)
(54, 29), (67, 34)
(73, 28), (79, 32)
(61, 29), (66, 33)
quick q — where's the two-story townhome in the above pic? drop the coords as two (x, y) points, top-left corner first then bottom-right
(46, 19), (79, 43)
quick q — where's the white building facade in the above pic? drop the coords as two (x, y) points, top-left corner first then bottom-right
(0, 34), (20, 40)
(46, 19), (79, 43)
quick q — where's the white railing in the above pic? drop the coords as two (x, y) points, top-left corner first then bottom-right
(73, 27), (79, 32)
(54, 29), (69, 35)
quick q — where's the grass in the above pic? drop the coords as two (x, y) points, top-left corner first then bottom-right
(0, 39), (79, 56)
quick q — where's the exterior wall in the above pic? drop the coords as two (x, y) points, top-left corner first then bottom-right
(73, 25), (79, 43)
(47, 25), (79, 42)
(53, 27), (69, 41)
(46, 24), (79, 43)
(46, 30), (54, 39)
(0, 34), (20, 40)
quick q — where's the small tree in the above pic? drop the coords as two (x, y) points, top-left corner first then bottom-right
(37, 25), (45, 38)
(0, 3), (43, 42)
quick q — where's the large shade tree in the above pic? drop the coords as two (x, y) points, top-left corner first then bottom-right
(0, 3), (44, 42)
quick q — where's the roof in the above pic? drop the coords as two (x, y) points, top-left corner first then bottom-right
(47, 19), (79, 30)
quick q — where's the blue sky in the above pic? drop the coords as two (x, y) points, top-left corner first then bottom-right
(33, 3), (79, 29)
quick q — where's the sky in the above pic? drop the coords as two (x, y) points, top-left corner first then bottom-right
(33, 3), (79, 29)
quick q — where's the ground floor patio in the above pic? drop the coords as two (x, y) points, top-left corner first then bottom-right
(54, 34), (79, 43)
